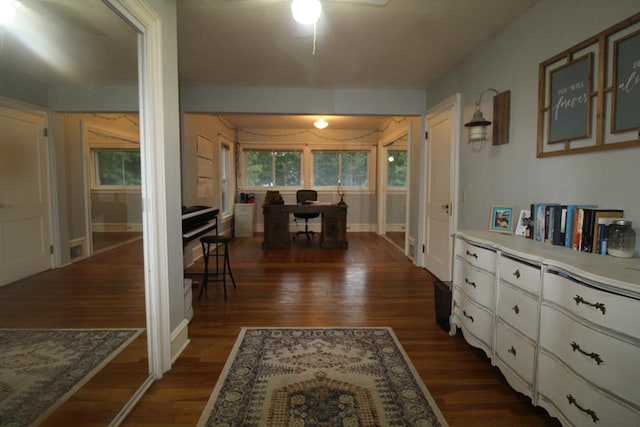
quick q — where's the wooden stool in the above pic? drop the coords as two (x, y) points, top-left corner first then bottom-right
(199, 235), (236, 300)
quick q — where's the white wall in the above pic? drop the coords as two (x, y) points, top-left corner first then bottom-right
(427, 0), (640, 254)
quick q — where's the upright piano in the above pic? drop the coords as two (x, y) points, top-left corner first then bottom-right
(182, 205), (219, 245)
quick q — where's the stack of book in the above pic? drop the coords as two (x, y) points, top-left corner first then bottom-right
(529, 203), (623, 255)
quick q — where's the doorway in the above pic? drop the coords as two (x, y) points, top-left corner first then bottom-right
(381, 132), (409, 252)
(422, 94), (460, 282)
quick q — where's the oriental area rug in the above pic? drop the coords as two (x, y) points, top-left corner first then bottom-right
(0, 328), (143, 427)
(198, 327), (448, 426)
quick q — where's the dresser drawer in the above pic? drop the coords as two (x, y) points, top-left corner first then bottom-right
(499, 255), (540, 295)
(540, 305), (640, 405)
(496, 320), (535, 385)
(455, 238), (496, 273)
(454, 259), (495, 310)
(543, 271), (640, 341)
(537, 352), (640, 426)
(452, 290), (494, 350)
(497, 283), (538, 340)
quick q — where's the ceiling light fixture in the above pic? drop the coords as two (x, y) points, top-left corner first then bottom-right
(291, 0), (322, 25)
(0, 0), (16, 25)
(314, 118), (328, 129)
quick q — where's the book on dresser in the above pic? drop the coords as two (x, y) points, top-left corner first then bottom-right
(566, 205), (597, 249)
(588, 209), (624, 254)
(529, 203), (559, 242)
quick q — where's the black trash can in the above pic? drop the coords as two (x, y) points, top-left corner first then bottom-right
(434, 279), (452, 332)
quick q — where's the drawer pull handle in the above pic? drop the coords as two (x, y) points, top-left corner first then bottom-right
(464, 278), (477, 288)
(466, 250), (478, 259)
(566, 394), (599, 423)
(574, 295), (606, 315)
(570, 341), (604, 366)
(512, 305), (520, 314)
(462, 310), (474, 322)
(508, 346), (517, 357)
(513, 269), (521, 279)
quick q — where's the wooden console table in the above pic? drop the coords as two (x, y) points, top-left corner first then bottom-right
(263, 203), (348, 249)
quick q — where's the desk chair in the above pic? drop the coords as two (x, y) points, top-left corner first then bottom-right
(294, 189), (319, 241)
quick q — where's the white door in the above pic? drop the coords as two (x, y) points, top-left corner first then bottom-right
(423, 95), (460, 281)
(0, 105), (52, 286)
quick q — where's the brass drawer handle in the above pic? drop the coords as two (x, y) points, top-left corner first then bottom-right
(512, 305), (520, 315)
(571, 341), (604, 366)
(466, 250), (478, 260)
(574, 295), (606, 315)
(464, 278), (477, 288)
(567, 394), (599, 423)
(508, 346), (517, 357)
(463, 310), (474, 322)
(513, 269), (521, 279)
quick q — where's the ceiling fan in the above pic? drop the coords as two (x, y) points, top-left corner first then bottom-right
(228, 0), (390, 54)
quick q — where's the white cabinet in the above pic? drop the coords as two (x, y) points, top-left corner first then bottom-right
(234, 203), (255, 237)
(451, 239), (496, 358)
(452, 231), (640, 426)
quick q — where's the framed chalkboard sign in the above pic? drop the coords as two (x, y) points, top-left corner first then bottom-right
(537, 11), (640, 158)
(548, 54), (592, 143)
(612, 29), (640, 133)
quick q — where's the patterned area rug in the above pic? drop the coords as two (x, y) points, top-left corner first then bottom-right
(198, 327), (448, 426)
(0, 328), (143, 426)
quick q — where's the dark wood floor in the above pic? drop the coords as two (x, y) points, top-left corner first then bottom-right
(0, 233), (559, 426)
(124, 233), (559, 426)
(0, 240), (149, 426)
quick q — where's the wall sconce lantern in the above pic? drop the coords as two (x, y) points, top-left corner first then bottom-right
(464, 88), (511, 151)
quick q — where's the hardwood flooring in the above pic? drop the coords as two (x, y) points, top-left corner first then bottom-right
(0, 233), (559, 426)
(124, 233), (559, 426)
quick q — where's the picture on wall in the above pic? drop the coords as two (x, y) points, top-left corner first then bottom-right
(489, 205), (514, 233)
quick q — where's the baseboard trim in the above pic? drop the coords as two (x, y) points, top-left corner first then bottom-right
(170, 318), (191, 364)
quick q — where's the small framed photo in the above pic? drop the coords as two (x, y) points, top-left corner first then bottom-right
(489, 205), (514, 233)
(515, 210), (531, 237)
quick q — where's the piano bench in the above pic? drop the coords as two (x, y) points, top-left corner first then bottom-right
(199, 235), (236, 301)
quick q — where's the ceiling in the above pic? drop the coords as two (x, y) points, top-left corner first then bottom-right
(0, 0), (539, 129)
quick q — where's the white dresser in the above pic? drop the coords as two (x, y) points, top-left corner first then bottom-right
(451, 231), (640, 426)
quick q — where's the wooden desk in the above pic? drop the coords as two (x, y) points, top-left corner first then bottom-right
(263, 203), (348, 249)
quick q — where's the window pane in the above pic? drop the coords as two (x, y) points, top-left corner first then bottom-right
(313, 152), (339, 186)
(274, 151), (301, 186)
(341, 152), (368, 187)
(95, 150), (140, 186)
(387, 150), (407, 187)
(245, 150), (272, 187)
(221, 145), (230, 214)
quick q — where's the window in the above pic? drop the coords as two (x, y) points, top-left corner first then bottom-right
(220, 143), (232, 215)
(313, 151), (368, 187)
(245, 150), (301, 187)
(387, 150), (407, 187)
(93, 149), (141, 187)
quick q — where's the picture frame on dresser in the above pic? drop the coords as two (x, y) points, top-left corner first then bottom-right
(489, 205), (514, 233)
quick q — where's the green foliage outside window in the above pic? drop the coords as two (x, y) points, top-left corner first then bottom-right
(245, 150), (301, 187)
(95, 150), (141, 186)
(313, 151), (368, 187)
(387, 150), (407, 187)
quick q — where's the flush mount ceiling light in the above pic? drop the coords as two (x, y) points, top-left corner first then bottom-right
(291, 0), (322, 25)
(314, 118), (328, 129)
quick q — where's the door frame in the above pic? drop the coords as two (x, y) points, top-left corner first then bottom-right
(377, 127), (410, 254)
(417, 94), (461, 276)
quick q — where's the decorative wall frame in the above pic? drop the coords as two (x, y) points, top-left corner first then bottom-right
(537, 12), (640, 157)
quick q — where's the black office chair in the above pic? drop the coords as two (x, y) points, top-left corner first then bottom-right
(294, 189), (319, 241)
